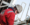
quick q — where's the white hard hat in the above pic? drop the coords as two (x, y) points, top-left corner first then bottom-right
(16, 5), (22, 13)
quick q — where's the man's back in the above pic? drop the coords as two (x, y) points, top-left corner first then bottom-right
(0, 8), (15, 25)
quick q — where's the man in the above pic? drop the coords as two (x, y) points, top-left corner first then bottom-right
(0, 0), (15, 25)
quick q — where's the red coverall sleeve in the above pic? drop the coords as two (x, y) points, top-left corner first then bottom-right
(7, 12), (15, 25)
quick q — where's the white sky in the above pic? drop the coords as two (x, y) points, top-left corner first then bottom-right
(15, 0), (30, 21)
(15, 0), (30, 5)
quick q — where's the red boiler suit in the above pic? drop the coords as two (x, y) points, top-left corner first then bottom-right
(0, 8), (15, 25)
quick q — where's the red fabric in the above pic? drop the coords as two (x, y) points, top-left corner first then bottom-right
(0, 13), (3, 25)
(0, 8), (15, 25)
(0, 13), (1, 23)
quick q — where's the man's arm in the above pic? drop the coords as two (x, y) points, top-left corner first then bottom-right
(7, 12), (15, 25)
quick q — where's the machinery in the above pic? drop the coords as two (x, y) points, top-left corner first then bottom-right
(0, 0), (16, 12)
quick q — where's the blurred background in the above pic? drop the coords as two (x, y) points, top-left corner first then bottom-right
(0, 0), (30, 25)
(14, 0), (30, 25)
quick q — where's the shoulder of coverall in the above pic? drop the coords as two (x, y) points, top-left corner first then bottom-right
(4, 7), (15, 15)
